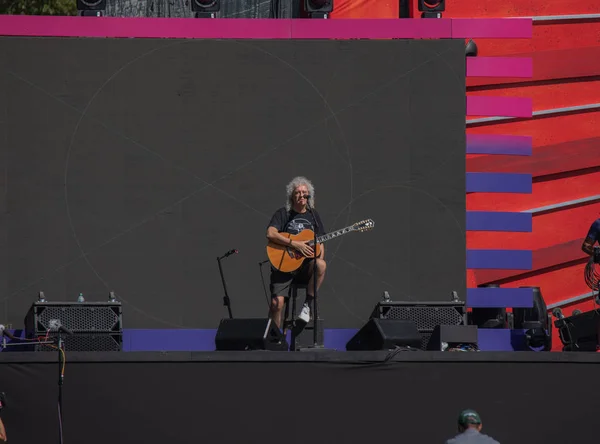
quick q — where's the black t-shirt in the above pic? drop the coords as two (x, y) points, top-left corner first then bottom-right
(586, 218), (600, 243)
(268, 207), (325, 236)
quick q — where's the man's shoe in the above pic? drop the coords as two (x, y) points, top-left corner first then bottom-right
(297, 303), (311, 323)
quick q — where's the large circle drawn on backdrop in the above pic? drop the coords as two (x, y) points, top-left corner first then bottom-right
(321, 184), (465, 326)
(63, 40), (355, 327)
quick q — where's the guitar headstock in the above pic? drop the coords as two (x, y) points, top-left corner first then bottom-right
(352, 219), (375, 232)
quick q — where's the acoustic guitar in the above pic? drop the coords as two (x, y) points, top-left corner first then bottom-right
(266, 219), (375, 273)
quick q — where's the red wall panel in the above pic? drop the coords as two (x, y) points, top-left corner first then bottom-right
(468, 23), (600, 57)
(467, 171), (600, 212)
(467, 111), (600, 148)
(468, 80), (600, 111)
(334, 0), (600, 342)
(467, 202), (600, 251)
(330, 0), (398, 18)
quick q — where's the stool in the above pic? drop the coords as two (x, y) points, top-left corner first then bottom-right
(282, 283), (307, 334)
(282, 283), (324, 350)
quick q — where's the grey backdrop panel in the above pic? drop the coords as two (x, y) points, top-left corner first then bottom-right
(0, 38), (466, 329)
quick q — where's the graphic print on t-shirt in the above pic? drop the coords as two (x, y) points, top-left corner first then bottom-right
(286, 217), (314, 235)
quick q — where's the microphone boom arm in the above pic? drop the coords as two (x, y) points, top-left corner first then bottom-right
(217, 248), (238, 319)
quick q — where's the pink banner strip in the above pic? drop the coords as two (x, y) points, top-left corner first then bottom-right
(290, 18), (451, 39)
(467, 57), (533, 78)
(467, 96), (533, 118)
(0, 16), (292, 39)
(0, 15), (532, 40)
(452, 18), (532, 39)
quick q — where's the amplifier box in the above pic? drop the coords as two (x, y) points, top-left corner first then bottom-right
(24, 301), (123, 352)
(25, 301), (123, 335)
(34, 333), (123, 352)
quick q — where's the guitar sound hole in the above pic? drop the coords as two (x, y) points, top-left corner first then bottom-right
(287, 248), (301, 259)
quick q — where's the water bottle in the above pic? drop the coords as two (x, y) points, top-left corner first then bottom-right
(77, 292), (85, 303)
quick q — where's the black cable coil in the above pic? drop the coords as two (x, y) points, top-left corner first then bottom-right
(584, 248), (600, 292)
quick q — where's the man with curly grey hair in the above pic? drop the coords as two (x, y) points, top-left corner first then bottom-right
(266, 176), (327, 329)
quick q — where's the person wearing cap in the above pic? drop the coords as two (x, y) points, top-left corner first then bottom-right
(445, 409), (499, 444)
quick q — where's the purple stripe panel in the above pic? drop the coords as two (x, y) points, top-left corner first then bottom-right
(467, 96), (533, 118)
(0, 16), (532, 40)
(121, 328), (531, 352)
(467, 249), (533, 270)
(466, 172), (532, 193)
(466, 134), (532, 156)
(120, 329), (527, 352)
(477, 329), (530, 351)
(466, 211), (532, 232)
(290, 18), (451, 39)
(1, 328), (530, 352)
(467, 287), (534, 308)
(452, 18), (533, 39)
(466, 57), (533, 78)
(4, 328), (534, 352)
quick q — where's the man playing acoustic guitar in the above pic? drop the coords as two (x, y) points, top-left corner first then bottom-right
(266, 176), (327, 329)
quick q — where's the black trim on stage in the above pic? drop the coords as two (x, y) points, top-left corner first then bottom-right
(1, 351), (598, 444)
(1, 350), (600, 363)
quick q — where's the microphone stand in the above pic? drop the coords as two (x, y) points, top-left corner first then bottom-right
(57, 333), (64, 444)
(217, 253), (234, 319)
(307, 204), (320, 347)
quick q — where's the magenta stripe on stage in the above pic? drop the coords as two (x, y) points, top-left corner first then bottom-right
(466, 57), (533, 78)
(0, 16), (531, 40)
(467, 96), (532, 118)
(289, 18), (452, 39)
(466, 134), (532, 155)
(467, 288), (533, 308)
(466, 211), (532, 232)
(452, 18), (532, 39)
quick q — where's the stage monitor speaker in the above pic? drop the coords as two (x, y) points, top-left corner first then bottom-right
(215, 318), (288, 351)
(426, 325), (478, 351)
(370, 300), (466, 349)
(513, 286), (548, 330)
(470, 284), (506, 329)
(346, 318), (421, 351)
(554, 310), (600, 352)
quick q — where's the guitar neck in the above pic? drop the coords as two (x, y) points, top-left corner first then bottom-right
(312, 226), (355, 245)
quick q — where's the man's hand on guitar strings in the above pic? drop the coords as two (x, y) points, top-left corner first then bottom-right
(291, 240), (314, 258)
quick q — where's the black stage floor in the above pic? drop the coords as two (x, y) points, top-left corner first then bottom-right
(0, 351), (598, 444)
(2, 349), (600, 363)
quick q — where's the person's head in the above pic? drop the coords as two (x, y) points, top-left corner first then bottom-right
(286, 176), (315, 212)
(457, 409), (483, 433)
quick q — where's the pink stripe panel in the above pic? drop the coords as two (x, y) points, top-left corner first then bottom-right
(452, 18), (532, 39)
(0, 16), (292, 39)
(0, 15), (532, 40)
(467, 96), (533, 118)
(290, 18), (452, 39)
(467, 57), (533, 78)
